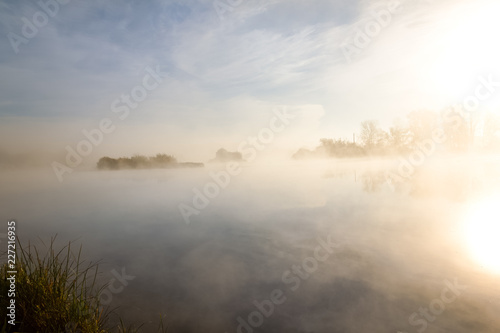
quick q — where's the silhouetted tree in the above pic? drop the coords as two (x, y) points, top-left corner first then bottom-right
(407, 110), (439, 146)
(97, 157), (119, 170)
(318, 138), (365, 157)
(97, 154), (178, 170)
(151, 154), (177, 166)
(388, 119), (411, 154)
(360, 120), (387, 153)
(210, 148), (243, 163)
(292, 108), (500, 160)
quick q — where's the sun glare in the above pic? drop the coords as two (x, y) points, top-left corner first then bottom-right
(431, 0), (500, 104)
(462, 195), (500, 274)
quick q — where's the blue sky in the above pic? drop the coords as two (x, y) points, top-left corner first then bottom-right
(1, 0), (499, 161)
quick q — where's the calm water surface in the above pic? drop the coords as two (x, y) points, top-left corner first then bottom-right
(1, 157), (500, 332)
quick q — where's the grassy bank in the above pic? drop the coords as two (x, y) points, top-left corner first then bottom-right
(0, 237), (166, 333)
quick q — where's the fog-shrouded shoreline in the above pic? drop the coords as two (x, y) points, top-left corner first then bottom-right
(1, 156), (500, 332)
(3, 0), (500, 331)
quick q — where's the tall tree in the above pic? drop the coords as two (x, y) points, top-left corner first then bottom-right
(360, 120), (387, 152)
(388, 118), (411, 153)
(407, 110), (439, 146)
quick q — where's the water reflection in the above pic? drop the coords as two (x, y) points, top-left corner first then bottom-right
(321, 156), (500, 202)
(1, 158), (500, 332)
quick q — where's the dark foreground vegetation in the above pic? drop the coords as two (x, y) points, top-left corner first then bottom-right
(0, 237), (167, 333)
(97, 154), (203, 170)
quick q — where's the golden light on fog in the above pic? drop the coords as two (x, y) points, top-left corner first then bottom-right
(462, 196), (500, 274)
(431, 0), (500, 101)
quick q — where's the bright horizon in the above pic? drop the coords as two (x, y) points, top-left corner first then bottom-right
(2, 1), (500, 331)
(1, 0), (500, 164)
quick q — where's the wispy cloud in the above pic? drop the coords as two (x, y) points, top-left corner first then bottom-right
(1, 0), (498, 156)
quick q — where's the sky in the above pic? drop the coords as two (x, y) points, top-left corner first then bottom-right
(2, 3), (500, 330)
(1, 0), (500, 163)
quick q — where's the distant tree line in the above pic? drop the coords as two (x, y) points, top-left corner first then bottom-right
(293, 109), (500, 159)
(210, 148), (244, 163)
(97, 154), (203, 170)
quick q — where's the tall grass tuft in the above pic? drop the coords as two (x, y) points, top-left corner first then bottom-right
(0, 236), (109, 332)
(0, 237), (170, 333)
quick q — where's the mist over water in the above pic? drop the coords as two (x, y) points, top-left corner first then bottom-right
(3, 0), (500, 331)
(2, 156), (500, 332)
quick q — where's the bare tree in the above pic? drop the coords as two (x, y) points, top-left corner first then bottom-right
(407, 110), (439, 145)
(388, 118), (411, 153)
(360, 120), (387, 152)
